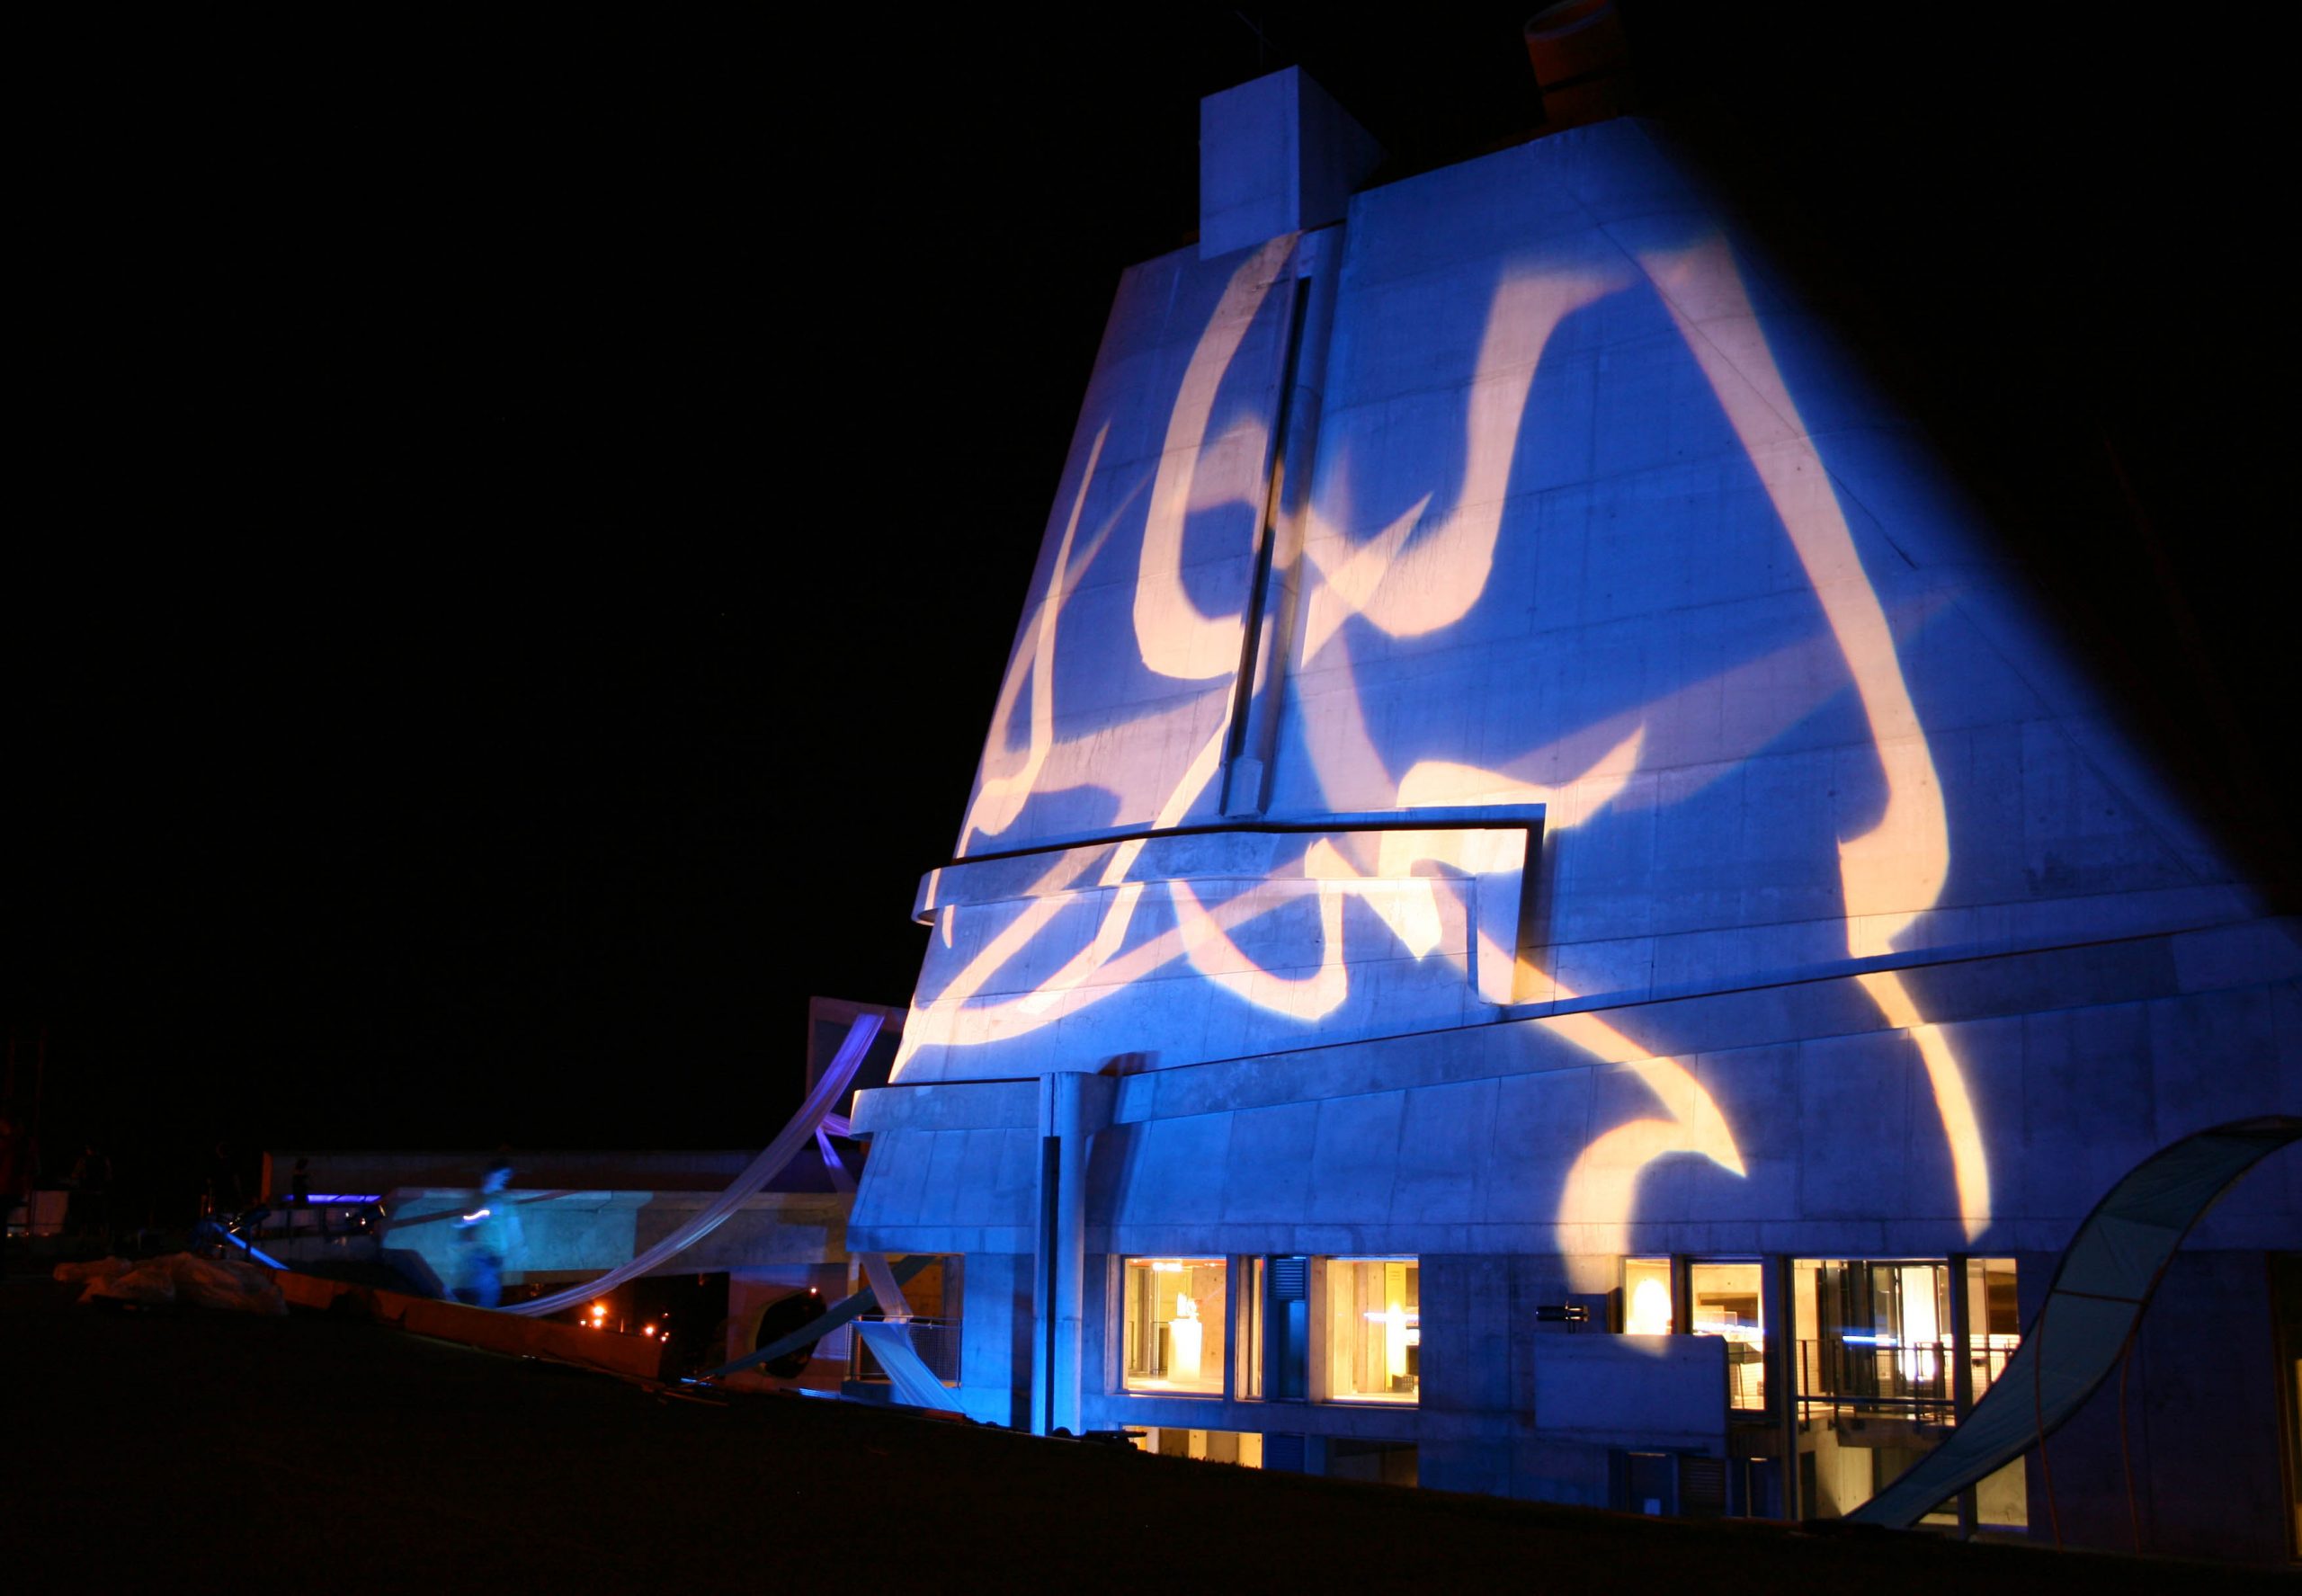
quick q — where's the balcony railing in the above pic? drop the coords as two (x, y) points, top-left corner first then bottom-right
(1795, 1336), (2019, 1424)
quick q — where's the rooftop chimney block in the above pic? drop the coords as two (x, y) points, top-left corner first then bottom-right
(1199, 68), (1385, 260)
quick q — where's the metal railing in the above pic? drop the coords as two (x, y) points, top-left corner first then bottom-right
(1795, 1337), (2018, 1424)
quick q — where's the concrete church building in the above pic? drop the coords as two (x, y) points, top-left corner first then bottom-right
(843, 68), (2300, 1559)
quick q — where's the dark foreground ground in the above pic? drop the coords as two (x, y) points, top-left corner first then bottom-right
(1, 1274), (2282, 1591)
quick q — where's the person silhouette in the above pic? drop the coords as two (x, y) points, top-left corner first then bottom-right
(455, 1160), (523, 1308)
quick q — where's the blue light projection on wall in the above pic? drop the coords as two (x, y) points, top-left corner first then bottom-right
(890, 141), (2064, 1253)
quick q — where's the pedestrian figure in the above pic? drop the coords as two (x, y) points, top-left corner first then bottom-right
(456, 1160), (523, 1309)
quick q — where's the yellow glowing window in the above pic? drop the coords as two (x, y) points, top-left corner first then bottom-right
(1623, 1257), (1673, 1334)
(1688, 1261), (1764, 1410)
(1122, 1258), (1227, 1395)
(1964, 1256), (2021, 1404)
(1325, 1258), (1418, 1404)
(1128, 1428), (1263, 1467)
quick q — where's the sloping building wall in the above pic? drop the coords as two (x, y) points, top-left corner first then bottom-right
(849, 74), (2298, 1560)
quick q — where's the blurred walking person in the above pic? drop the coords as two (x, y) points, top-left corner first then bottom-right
(455, 1160), (523, 1308)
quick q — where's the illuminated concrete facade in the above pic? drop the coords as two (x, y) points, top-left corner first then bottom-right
(846, 72), (2300, 1558)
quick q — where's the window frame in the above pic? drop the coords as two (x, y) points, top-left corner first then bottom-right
(1315, 1254), (1422, 1406)
(1116, 1254), (1231, 1398)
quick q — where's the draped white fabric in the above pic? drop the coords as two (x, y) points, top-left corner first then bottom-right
(504, 1014), (882, 1318)
(815, 1124), (912, 1322)
(853, 1320), (965, 1412)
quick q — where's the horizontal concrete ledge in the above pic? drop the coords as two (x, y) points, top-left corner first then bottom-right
(885, 913), (2292, 1103)
(1512, 888), (2271, 1016)
(2172, 915), (2302, 995)
(851, 1079), (1039, 1138)
(1106, 915), (2299, 1128)
(853, 917), (2298, 1172)
(941, 805), (1546, 869)
(845, 1224), (1035, 1256)
(918, 807), (1540, 919)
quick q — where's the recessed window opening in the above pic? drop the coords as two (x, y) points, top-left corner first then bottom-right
(1792, 1257), (2027, 1527)
(1623, 1256), (1673, 1333)
(1123, 1257), (1227, 1395)
(1689, 1261), (1764, 1411)
(1325, 1257), (1419, 1404)
(1128, 1427), (1263, 1467)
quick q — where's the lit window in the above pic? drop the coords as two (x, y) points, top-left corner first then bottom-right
(1128, 1428), (1263, 1467)
(1791, 1258), (2025, 1524)
(1123, 1257), (1227, 1395)
(1796, 1260), (1954, 1409)
(1325, 1258), (1418, 1403)
(1688, 1261), (1764, 1410)
(1964, 1256), (2021, 1401)
(1623, 1257), (1673, 1334)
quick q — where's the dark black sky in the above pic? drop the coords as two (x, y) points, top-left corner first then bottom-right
(9, 8), (2292, 1192)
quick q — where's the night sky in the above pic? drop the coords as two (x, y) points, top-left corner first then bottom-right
(9, 9), (2292, 1207)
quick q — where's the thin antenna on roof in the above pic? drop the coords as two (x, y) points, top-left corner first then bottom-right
(1232, 11), (1271, 71)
